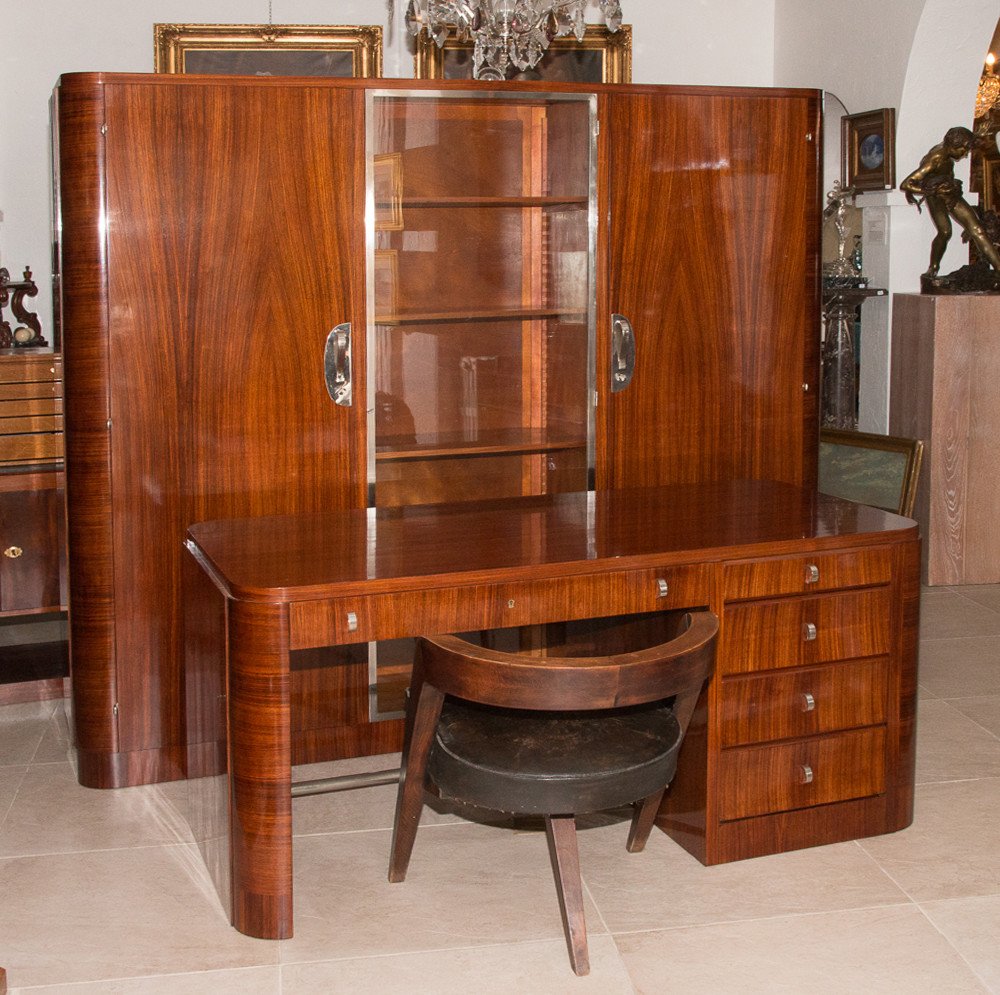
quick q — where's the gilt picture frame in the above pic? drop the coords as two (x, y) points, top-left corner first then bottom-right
(154, 23), (383, 78)
(818, 428), (923, 518)
(842, 108), (896, 192)
(414, 24), (631, 82)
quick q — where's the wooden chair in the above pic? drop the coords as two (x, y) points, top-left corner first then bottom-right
(388, 611), (719, 976)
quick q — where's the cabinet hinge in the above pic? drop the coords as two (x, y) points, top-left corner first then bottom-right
(112, 702), (119, 716)
(594, 120), (600, 136)
(100, 123), (108, 135)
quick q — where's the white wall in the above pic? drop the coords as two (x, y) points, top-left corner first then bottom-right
(0, 0), (776, 336)
(774, 0), (997, 431)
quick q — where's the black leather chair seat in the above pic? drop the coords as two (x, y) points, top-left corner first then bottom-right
(429, 699), (683, 815)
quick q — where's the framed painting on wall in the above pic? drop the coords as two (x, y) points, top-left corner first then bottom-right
(414, 24), (631, 82)
(154, 23), (383, 77)
(842, 108), (896, 191)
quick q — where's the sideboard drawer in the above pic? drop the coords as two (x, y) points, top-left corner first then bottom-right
(725, 548), (892, 601)
(289, 563), (712, 649)
(717, 726), (886, 821)
(721, 587), (891, 675)
(719, 657), (888, 747)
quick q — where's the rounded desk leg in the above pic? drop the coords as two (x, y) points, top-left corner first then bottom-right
(228, 599), (293, 939)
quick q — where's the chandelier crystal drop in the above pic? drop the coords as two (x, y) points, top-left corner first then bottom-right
(405, 0), (624, 81)
(975, 53), (999, 120)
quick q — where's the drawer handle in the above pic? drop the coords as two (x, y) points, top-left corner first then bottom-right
(346, 611), (358, 632)
(802, 622), (817, 642)
(3, 546), (23, 559)
(805, 564), (819, 584)
(799, 764), (814, 784)
(656, 578), (669, 598)
(800, 692), (816, 712)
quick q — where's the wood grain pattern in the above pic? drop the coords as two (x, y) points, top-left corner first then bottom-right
(717, 726), (885, 821)
(600, 88), (821, 492)
(658, 536), (918, 864)
(57, 76), (366, 785)
(720, 588), (891, 675)
(719, 657), (888, 746)
(890, 293), (1000, 584)
(187, 484), (918, 935)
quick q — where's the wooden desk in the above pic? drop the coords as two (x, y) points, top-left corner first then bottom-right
(184, 481), (920, 939)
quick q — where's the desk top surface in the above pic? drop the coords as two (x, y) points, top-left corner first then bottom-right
(186, 481), (916, 602)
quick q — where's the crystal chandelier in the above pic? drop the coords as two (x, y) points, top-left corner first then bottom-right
(975, 53), (999, 119)
(405, 0), (624, 81)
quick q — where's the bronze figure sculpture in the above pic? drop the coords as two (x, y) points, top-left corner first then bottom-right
(901, 125), (1000, 292)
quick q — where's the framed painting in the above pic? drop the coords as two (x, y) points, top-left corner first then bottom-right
(154, 23), (382, 77)
(842, 108), (896, 192)
(818, 428), (923, 517)
(414, 24), (631, 82)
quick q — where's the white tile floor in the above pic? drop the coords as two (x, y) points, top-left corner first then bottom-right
(1, 585), (999, 993)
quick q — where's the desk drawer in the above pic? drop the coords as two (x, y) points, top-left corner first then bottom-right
(719, 657), (888, 747)
(718, 726), (886, 821)
(721, 587), (891, 675)
(289, 563), (712, 650)
(725, 548), (892, 600)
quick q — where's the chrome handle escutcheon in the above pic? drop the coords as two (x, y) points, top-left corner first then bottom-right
(324, 322), (353, 406)
(803, 622), (817, 642)
(805, 563), (820, 584)
(610, 313), (636, 393)
(801, 692), (816, 712)
(800, 764), (814, 784)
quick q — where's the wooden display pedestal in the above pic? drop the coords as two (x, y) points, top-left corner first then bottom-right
(890, 293), (1000, 585)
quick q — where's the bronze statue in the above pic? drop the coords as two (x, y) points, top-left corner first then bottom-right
(901, 125), (1000, 291)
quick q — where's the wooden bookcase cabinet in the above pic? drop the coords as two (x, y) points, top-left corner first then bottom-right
(54, 75), (821, 800)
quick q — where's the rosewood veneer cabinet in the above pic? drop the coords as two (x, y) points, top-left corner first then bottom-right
(54, 73), (918, 864)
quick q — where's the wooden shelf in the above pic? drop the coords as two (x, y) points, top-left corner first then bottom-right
(376, 428), (586, 462)
(379, 195), (588, 209)
(375, 306), (586, 327)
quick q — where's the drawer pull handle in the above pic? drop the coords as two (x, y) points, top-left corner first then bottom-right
(656, 578), (669, 598)
(802, 622), (817, 642)
(3, 546), (23, 559)
(801, 692), (816, 712)
(800, 764), (814, 784)
(346, 611), (358, 632)
(805, 564), (820, 584)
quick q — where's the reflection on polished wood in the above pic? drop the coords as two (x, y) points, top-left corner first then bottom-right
(185, 481), (919, 939)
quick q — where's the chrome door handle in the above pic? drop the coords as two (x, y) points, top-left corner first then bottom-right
(324, 322), (353, 407)
(611, 313), (636, 392)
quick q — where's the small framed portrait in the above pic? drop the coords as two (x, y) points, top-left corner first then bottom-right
(414, 24), (631, 82)
(154, 23), (382, 78)
(842, 108), (896, 191)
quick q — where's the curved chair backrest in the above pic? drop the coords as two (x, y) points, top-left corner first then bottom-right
(415, 610), (719, 713)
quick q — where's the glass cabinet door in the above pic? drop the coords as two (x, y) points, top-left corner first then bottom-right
(366, 90), (597, 508)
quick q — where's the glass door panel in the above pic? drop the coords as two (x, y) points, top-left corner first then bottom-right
(365, 89), (596, 721)
(367, 90), (596, 511)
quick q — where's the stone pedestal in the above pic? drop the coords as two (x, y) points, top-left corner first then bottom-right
(890, 293), (1000, 585)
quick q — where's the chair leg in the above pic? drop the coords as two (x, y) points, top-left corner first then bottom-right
(626, 788), (666, 853)
(544, 814), (589, 977)
(388, 683), (445, 883)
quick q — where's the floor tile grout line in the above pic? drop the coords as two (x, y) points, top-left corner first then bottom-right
(0, 838), (202, 861)
(912, 899), (998, 993)
(0, 764), (29, 834)
(601, 899), (919, 939)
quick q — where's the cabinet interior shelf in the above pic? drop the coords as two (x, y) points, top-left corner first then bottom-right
(377, 195), (587, 209)
(375, 306), (586, 327)
(376, 428), (586, 462)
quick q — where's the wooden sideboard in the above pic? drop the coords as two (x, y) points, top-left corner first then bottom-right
(55, 74), (821, 788)
(890, 293), (1000, 584)
(0, 353), (67, 702)
(184, 482), (919, 939)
